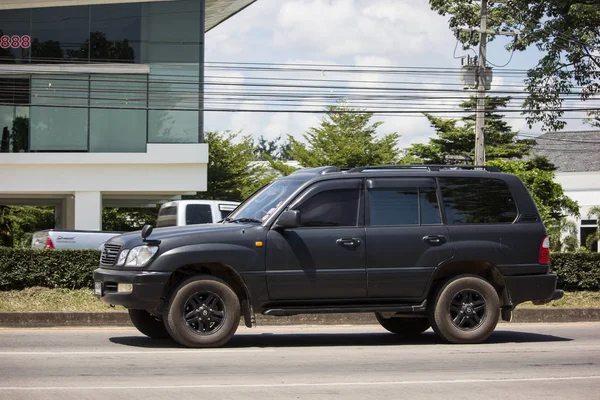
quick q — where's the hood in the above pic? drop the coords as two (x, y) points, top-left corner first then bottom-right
(107, 223), (258, 249)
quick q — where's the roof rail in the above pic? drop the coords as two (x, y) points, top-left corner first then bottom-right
(290, 166), (341, 175)
(346, 165), (500, 173)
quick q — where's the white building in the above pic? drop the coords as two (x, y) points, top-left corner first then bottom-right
(0, 0), (255, 230)
(535, 130), (600, 250)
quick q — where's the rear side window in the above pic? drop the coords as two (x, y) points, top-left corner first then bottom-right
(439, 178), (517, 224)
(156, 206), (177, 227)
(295, 189), (360, 227)
(368, 187), (441, 226)
(186, 204), (212, 225)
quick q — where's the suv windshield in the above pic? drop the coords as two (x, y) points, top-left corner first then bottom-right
(226, 178), (305, 222)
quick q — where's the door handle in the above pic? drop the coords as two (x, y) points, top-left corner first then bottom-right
(423, 235), (445, 245)
(336, 238), (361, 248)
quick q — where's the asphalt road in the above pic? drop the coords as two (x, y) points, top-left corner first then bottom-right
(0, 323), (599, 400)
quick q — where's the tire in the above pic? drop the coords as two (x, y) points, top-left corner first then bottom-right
(128, 309), (170, 339)
(164, 275), (240, 348)
(428, 275), (500, 344)
(375, 313), (430, 337)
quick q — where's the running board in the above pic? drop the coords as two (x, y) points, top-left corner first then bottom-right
(262, 300), (427, 316)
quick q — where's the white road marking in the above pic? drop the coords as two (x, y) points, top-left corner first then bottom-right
(0, 349), (273, 356)
(2, 375), (600, 390)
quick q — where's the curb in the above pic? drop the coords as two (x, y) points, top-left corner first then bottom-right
(1, 308), (600, 327)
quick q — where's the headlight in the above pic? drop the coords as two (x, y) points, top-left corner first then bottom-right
(116, 250), (129, 266)
(125, 245), (159, 267)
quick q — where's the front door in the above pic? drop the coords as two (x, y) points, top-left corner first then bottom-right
(266, 179), (366, 300)
(365, 177), (454, 299)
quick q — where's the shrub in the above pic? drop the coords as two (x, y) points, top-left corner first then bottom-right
(551, 252), (600, 291)
(0, 248), (100, 291)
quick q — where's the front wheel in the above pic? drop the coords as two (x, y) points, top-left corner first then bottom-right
(128, 309), (170, 339)
(164, 275), (241, 348)
(428, 275), (500, 344)
(375, 313), (430, 337)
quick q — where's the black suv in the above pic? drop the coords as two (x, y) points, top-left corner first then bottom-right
(94, 165), (562, 347)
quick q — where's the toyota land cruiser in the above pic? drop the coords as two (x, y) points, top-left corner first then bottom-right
(94, 165), (563, 347)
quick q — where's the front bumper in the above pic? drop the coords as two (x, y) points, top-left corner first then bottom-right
(93, 268), (170, 310)
(504, 273), (562, 309)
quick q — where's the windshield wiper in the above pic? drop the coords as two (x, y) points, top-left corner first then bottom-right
(221, 217), (262, 224)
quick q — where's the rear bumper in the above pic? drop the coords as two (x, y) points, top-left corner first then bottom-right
(93, 268), (170, 310)
(504, 273), (561, 308)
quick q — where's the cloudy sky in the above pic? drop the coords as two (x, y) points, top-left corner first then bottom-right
(204, 0), (589, 148)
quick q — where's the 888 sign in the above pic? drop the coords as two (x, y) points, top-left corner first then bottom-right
(0, 35), (31, 49)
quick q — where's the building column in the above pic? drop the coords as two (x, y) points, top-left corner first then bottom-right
(74, 191), (102, 231)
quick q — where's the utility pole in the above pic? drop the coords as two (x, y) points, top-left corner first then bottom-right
(474, 0), (488, 166)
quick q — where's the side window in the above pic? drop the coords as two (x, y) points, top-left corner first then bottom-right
(439, 178), (517, 224)
(294, 189), (360, 227)
(186, 204), (212, 225)
(420, 188), (442, 224)
(369, 189), (419, 226)
(368, 187), (442, 226)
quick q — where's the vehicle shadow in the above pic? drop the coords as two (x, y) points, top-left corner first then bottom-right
(109, 329), (572, 349)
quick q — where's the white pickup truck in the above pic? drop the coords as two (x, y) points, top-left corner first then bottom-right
(31, 199), (240, 250)
(155, 200), (240, 227)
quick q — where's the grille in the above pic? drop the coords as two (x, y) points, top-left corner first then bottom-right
(100, 243), (122, 266)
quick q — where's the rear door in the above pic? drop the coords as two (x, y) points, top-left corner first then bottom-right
(365, 178), (453, 299)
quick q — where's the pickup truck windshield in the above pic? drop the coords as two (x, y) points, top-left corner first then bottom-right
(226, 179), (305, 223)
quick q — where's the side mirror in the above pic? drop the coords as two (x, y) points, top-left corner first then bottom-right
(274, 210), (301, 230)
(141, 224), (154, 240)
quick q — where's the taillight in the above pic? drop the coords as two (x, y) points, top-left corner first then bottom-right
(539, 236), (550, 265)
(45, 237), (55, 249)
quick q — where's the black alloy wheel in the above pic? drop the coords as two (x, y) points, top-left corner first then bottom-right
(428, 275), (500, 344)
(164, 275), (241, 348)
(448, 289), (487, 331)
(183, 292), (226, 335)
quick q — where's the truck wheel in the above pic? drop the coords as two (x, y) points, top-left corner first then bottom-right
(164, 275), (240, 348)
(128, 309), (170, 339)
(429, 275), (500, 344)
(375, 313), (430, 337)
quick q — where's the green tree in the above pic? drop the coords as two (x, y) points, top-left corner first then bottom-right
(429, 0), (600, 131)
(253, 135), (282, 161)
(0, 206), (54, 248)
(487, 158), (579, 228)
(288, 104), (401, 169)
(547, 218), (579, 253)
(585, 206), (600, 251)
(408, 97), (535, 164)
(196, 131), (271, 202)
(102, 207), (158, 232)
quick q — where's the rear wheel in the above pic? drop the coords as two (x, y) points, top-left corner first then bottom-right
(375, 313), (430, 337)
(429, 275), (500, 344)
(164, 275), (240, 348)
(128, 309), (170, 339)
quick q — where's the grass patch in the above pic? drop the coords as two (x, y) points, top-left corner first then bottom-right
(517, 291), (600, 308)
(0, 288), (599, 312)
(0, 287), (125, 312)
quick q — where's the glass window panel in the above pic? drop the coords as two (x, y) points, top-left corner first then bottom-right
(0, 9), (31, 64)
(90, 4), (141, 63)
(420, 188), (442, 225)
(30, 74), (88, 151)
(0, 105), (13, 152)
(186, 204), (212, 225)
(140, 0), (200, 64)
(439, 178), (518, 224)
(31, 6), (89, 63)
(148, 64), (199, 143)
(369, 189), (419, 226)
(295, 189), (360, 227)
(89, 74), (146, 152)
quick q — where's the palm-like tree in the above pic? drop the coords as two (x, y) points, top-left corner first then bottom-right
(586, 206), (600, 252)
